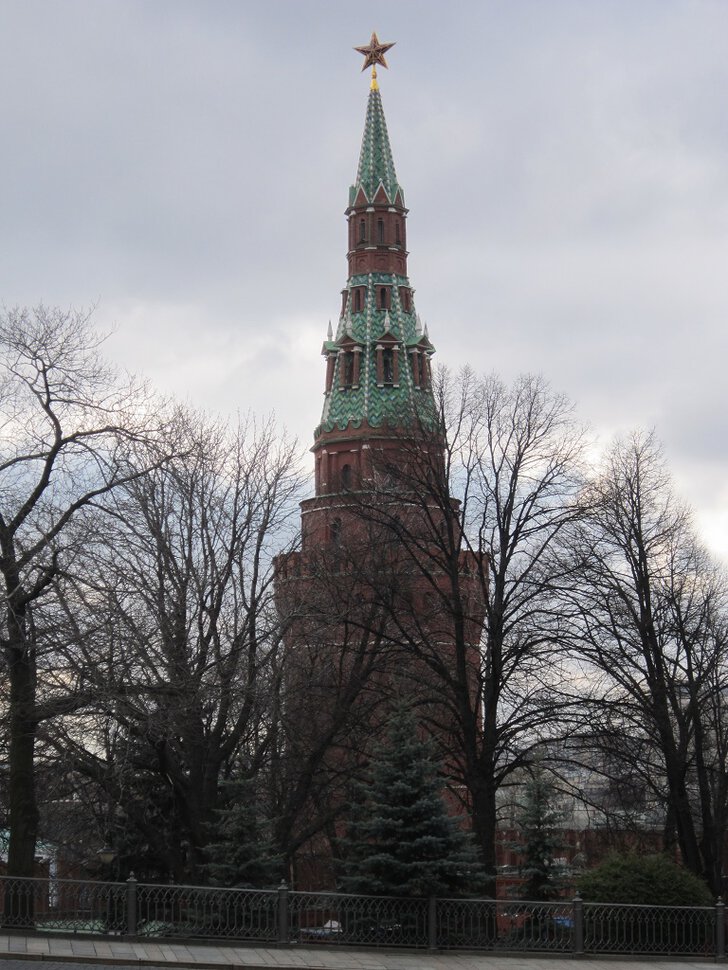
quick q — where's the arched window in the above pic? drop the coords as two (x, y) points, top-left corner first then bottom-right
(395, 220), (402, 245)
(377, 219), (385, 244)
(354, 289), (362, 311)
(359, 219), (366, 242)
(341, 464), (352, 490)
(330, 518), (341, 548)
(379, 287), (388, 310)
(383, 348), (394, 384)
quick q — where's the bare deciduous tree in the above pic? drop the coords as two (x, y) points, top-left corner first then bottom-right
(272, 517), (406, 881)
(339, 369), (587, 878)
(48, 409), (303, 881)
(0, 305), (163, 886)
(567, 430), (728, 894)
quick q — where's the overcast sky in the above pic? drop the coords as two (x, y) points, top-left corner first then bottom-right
(1, 0), (726, 560)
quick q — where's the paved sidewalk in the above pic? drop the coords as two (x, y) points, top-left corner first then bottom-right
(0, 934), (722, 970)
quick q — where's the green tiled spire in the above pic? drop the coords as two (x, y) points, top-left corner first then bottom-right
(315, 83), (437, 441)
(350, 86), (403, 206)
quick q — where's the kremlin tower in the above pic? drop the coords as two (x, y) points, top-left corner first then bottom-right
(274, 36), (485, 887)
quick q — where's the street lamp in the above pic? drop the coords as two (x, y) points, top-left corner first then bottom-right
(97, 842), (117, 933)
(97, 844), (116, 868)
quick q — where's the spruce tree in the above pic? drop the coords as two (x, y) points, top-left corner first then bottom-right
(338, 707), (484, 897)
(205, 778), (281, 888)
(511, 769), (565, 901)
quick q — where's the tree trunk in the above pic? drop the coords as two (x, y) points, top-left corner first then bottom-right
(468, 769), (497, 882)
(5, 638), (39, 923)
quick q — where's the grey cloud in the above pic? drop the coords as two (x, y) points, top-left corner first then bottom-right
(0, 0), (726, 558)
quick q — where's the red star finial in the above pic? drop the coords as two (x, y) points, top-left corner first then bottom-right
(354, 32), (396, 72)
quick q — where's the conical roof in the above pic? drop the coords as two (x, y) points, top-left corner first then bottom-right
(349, 86), (403, 206)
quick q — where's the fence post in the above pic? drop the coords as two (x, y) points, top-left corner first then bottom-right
(428, 895), (437, 950)
(716, 897), (725, 959)
(277, 880), (289, 944)
(573, 892), (584, 954)
(126, 873), (137, 936)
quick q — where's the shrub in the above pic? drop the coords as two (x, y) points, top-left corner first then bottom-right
(578, 853), (713, 906)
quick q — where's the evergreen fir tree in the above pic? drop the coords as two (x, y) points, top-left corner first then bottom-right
(205, 778), (281, 888)
(338, 707), (484, 897)
(511, 769), (566, 901)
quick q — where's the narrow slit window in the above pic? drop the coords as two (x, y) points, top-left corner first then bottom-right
(383, 348), (394, 384)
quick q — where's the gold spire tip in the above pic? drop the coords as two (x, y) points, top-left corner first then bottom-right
(371, 66), (378, 91)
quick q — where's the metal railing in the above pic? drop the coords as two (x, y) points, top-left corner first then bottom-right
(0, 875), (724, 956)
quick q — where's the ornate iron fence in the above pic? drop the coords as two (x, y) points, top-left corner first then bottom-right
(290, 890), (429, 947)
(0, 877), (128, 933)
(0, 875), (724, 957)
(134, 883), (279, 941)
(433, 899), (574, 951)
(583, 901), (716, 956)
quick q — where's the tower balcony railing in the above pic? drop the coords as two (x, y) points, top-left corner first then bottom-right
(0, 875), (723, 957)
